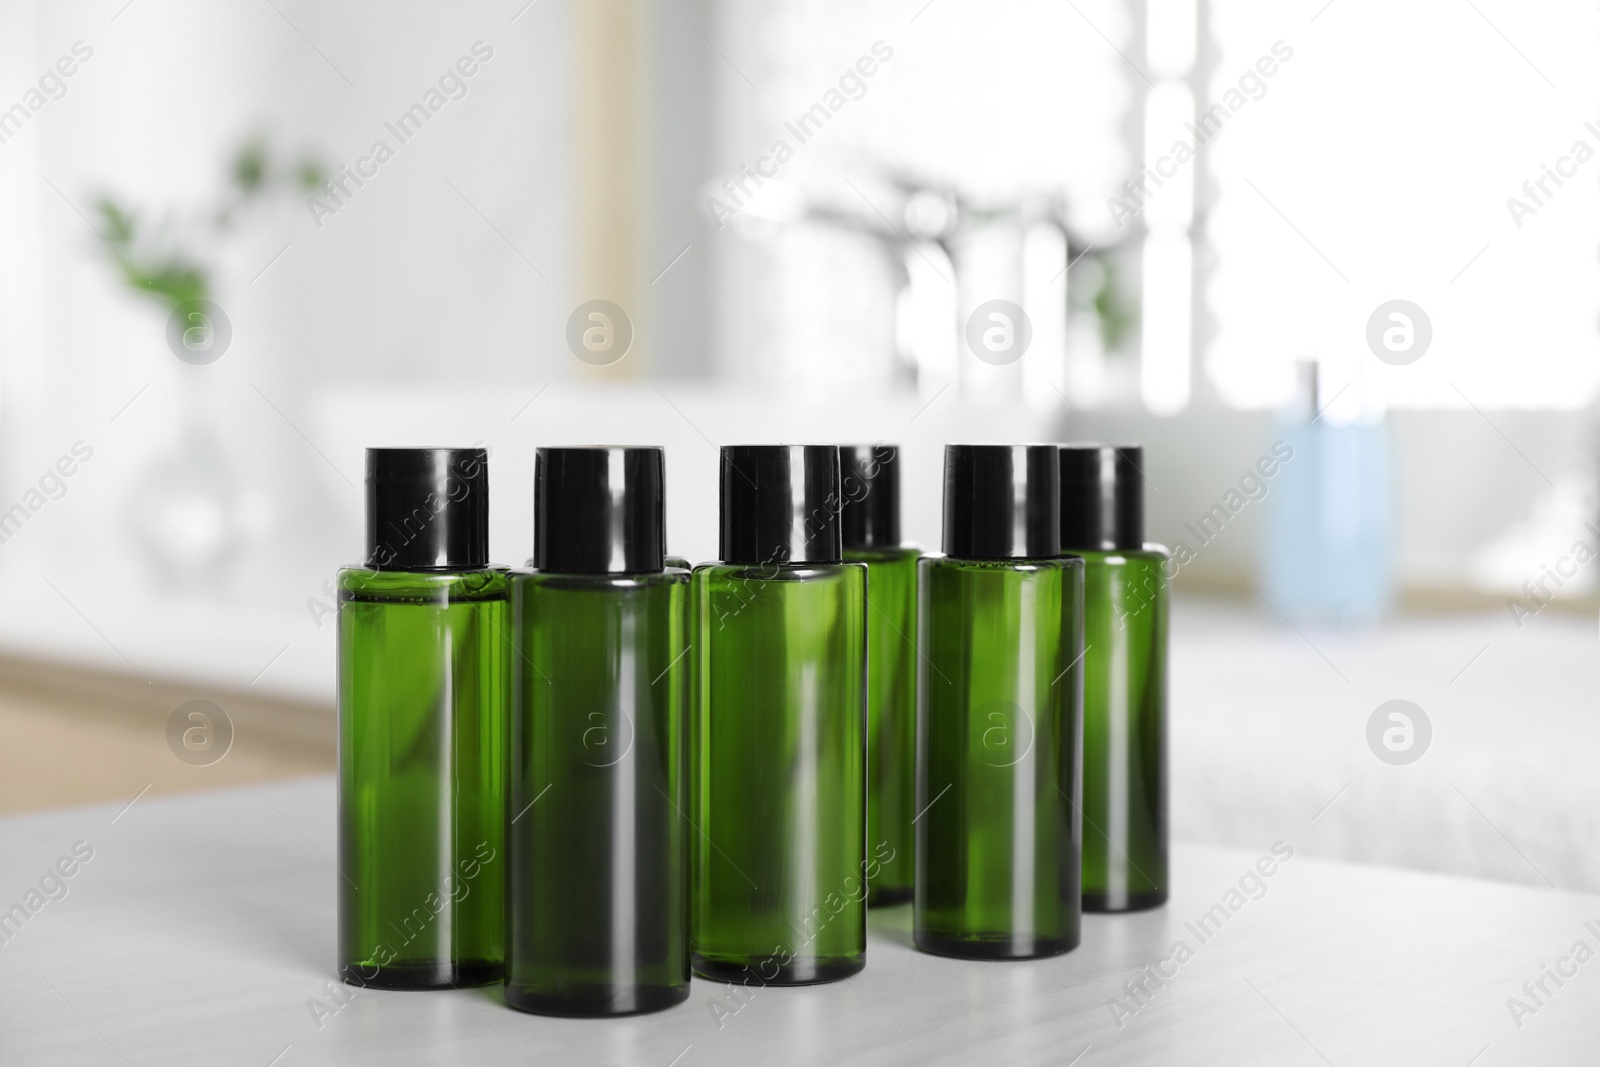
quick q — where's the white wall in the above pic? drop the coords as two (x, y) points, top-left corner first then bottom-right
(0, 0), (574, 700)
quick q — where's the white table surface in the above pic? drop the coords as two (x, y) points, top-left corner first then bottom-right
(1, 776), (1591, 1066)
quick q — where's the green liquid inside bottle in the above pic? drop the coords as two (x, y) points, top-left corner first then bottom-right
(337, 567), (508, 988)
(1078, 548), (1168, 911)
(504, 570), (690, 1015)
(846, 545), (920, 907)
(914, 556), (1083, 959)
(690, 562), (867, 984)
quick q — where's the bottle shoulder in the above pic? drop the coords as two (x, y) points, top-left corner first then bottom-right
(1068, 545), (1171, 567)
(919, 554), (1077, 574)
(692, 560), (866, 584)
(338, 565), (508, 602)
(843, 544), (922, 564)
(511, 568), (687, 592)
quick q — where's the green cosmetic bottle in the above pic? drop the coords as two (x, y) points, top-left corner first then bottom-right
(505, 446), (690, 1016)
(839, 444), (919, 907)
(338, 447), (506, 989)
(915, 444), (1083, 960)
(1060, 444), (1168, 912)
(690, 445), (868, 985)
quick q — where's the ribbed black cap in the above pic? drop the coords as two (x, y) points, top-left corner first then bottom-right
(1059, 444), (1144, 550)
(720, 445), (842, 565)
(534, 446), (665, 574)
(839, 444), (901, 550)
(941, 444), (1060, 559)
(365, 448), (489, 571)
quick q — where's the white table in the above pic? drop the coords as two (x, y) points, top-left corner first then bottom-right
(0, 777), (1589, 1065)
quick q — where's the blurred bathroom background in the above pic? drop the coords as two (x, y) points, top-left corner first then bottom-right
(1, 0), (1596, 890)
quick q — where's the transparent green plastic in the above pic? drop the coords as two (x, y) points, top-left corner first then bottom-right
(1078, 547), (1168, 911)
(914, 556), (1083, 959)
(337, 567), (507, 989)
(505, 569), (689, 1016)
(690, 562), (867, 984)
(846, 545), (920, 906)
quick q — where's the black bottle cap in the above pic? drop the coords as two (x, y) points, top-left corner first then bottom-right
(534, 446), (665, 574)
(941, 444), (1060, 560)
(719, 445), (843, 565)
(1059, 444), (1144, 550)
(839, 444), (901, 550)
(365, 447), (489, 571)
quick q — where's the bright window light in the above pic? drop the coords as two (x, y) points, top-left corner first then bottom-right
(1146, 0), (1197, 79)
(1205, 0), (1600, 411)
(1142, 232), (1193, 414)
(1142, 82), (1197, 233)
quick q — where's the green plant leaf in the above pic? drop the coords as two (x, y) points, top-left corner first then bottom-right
(232, 140), (267, 193)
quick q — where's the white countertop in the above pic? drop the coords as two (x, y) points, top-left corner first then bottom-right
(0, 777), (1591, 1065)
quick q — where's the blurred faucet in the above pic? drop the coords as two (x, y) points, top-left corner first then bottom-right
(720, 171), (1111, 403)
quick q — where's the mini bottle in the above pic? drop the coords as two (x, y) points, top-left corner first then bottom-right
(839, 444), (919, 907)
(505, 446), (690, 1015)
(915, 444), (1083, 959)
(691, 445), (868, 984)
(338, 447), (506, 988)
(1060, 444), (1168, 911)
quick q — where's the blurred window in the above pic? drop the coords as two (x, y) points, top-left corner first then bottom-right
(1203, 0), (1600, 414)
